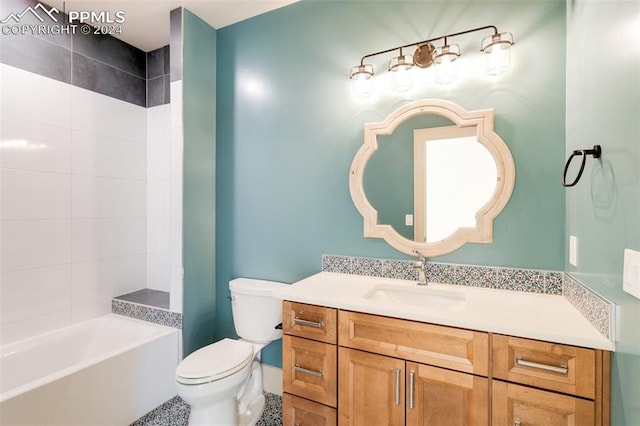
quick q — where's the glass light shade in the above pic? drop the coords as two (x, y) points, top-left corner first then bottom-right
(433, 44), (460, 85)
(481, 32), (514, 76)
(389, 53), (413, 92)
(350, 64), (374, 98)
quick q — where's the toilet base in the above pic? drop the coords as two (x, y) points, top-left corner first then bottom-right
(239, 393), (265, 426)
(189, 397), (238, 426)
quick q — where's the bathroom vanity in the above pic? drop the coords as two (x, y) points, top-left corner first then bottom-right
(276, 272), (612, 426)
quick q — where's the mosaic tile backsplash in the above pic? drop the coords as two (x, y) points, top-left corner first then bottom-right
(563, 274), (612, 340)
(112, 299), (183, 329)
(322, 254), (614, 341)
(322, 254), (563, 295)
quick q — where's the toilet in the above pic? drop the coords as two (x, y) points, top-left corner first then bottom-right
(175, 278), (288, 426)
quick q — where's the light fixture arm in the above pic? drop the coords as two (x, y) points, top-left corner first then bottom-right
(357, 25), (498, 66)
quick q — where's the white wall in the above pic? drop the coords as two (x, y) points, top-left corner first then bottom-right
(146, 104), (171, 293)
(169, 80), (183, 313)
(0, 64), (147, 344)
(145, 87), (183, 312)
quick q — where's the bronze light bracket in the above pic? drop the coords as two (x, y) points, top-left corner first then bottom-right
(351, 25), (512, 74)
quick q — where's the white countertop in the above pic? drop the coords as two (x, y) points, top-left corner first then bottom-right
(273, 272), (614, 351)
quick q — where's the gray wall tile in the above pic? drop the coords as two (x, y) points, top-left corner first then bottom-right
(163, 45), (170, 75)
(170, 8), (182, 82)
(0, 0), (71, 48)
(147, 76), (165, 107)
(0, 33), (71, 83)
(72, 24), (145, 78)
(163, 74), (171, 104)
(72, 53), (146, 106)
(147, 46), (165, 79)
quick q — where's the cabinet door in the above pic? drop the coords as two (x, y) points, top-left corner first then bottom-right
(338, 348), (405, 426)
(284, 335), (337, 407)
(492, 380), (595, 426)
(406, 362), (488, 426)
(283, 393), (337, 426)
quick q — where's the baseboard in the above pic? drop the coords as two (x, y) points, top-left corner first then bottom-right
(261, 364), (282, 396)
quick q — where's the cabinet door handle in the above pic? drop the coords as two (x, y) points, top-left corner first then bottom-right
(515, 356), (568, 374)
(294, 364), (323, 377)
(294, 317), (324, 328)
(409, 370), (415, 410)
(394, 368), (401, 406)
(513, 421), (521, 426)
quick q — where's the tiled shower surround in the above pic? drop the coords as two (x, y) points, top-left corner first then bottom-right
(322, 254), (614, 340)
(0, 0), (181, 344)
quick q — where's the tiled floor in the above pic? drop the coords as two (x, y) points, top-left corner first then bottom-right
(132, 393), (282, 425)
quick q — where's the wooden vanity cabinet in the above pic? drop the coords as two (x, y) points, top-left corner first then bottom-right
(337, 311), (489, 426)
(282, 302), (610, 426)
(491, 334), (610, 426)
(283, 302), (338, 425)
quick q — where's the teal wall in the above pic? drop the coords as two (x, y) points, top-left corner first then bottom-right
(565, 1), (640, 423)
(182, 10), (217, 356)
(214, 0), (566, 367)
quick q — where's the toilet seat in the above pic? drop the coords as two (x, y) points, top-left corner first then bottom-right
(176, 338), (254, 385)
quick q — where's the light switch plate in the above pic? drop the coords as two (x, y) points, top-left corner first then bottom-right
(569, 236), (578, 267)
(405, 214), (413, 226)
(623, 249), (640, 300)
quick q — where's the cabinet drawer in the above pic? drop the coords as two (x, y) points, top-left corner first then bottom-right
(492, 334), (597, 398)
(284, 301), (337, 344)
(283, 393), (336, 426)
(283, 335), (337, 407)
(492, 380), (595, 426)
(338, 310), (489, 376)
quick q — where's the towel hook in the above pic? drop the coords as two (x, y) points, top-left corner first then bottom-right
(562, 145), (602, 187)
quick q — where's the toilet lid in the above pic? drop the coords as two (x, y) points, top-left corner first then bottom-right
(176, 338), (254, 385)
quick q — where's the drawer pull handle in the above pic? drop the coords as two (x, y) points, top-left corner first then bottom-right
(294, 317), (324, 328)
(409, 370), (415, 409)
(514, 421), (521, 426)
(516, 357), (568, 374)
(394, 368), (401, 406)
(294, 364), (323, 377)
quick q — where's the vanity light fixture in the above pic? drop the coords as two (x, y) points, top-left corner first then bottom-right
(388, 48), (414, 92)
(349, 63), (374, 98)
(433, 41), (460, 85)
(349, 25), (514, 96)
(480, 32), (514, 76)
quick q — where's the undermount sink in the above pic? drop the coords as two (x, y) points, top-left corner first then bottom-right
(363, 284), (465, 309)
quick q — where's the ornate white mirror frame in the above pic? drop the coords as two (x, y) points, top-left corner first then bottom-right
(348, 99), (516, 257)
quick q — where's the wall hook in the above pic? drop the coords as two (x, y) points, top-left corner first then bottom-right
(562, 145), (602, 187)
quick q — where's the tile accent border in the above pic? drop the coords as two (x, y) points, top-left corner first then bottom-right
(112, 299), (182, 329)
(563, 274), (613, 340)
(322, 254), (563, 295)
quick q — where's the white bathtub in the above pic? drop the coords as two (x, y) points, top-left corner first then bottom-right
(0, 314), (180, 425)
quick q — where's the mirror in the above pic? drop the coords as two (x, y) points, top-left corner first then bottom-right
(349, 99), (515, 257)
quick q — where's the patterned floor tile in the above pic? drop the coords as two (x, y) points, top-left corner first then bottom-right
(132, 393), (282, 426)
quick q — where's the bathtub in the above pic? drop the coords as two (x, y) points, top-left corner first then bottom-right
(0, 314), (180, 425)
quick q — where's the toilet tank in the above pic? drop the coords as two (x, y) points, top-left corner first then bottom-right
(229, 278), (289, 344)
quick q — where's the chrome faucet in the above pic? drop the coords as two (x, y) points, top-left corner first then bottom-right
(413, 251), (427, 285)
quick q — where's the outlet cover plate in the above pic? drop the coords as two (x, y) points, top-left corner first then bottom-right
(623, 249), (640, 300)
